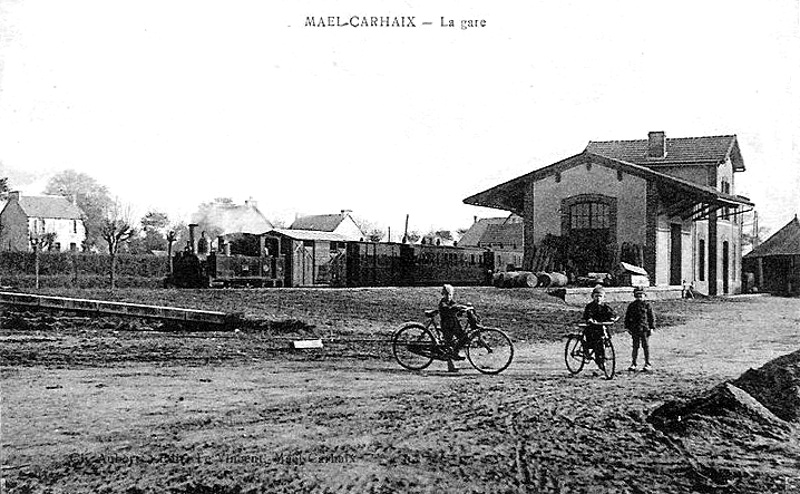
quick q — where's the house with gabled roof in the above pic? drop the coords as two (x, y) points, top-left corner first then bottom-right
(459, 215), (524, 271)
(743, 215), (800, 294)
(464, 131), (754, 295)
(0, 191), (87, 252)
(289, 210), (364, 241)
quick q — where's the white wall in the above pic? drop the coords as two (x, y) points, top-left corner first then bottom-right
(531, 161), (647, 244)
(29, 217), (86, 251)
(334, 215), (366, 241)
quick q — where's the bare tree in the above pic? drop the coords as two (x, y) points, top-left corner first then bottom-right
(166, 230), (177, 275)
(39, 232), (58, 251)
(353, 216), (385, 242)
(100, 201), (137, 290)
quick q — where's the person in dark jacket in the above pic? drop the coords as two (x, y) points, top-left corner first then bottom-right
(625, 286), (656, 372)
(582, 285), (617, 370)
(438, 284), (470, 361)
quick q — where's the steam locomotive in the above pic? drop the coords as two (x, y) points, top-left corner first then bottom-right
(167, 224), (495, 288)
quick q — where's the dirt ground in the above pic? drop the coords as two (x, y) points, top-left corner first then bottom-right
(2, 289), (800, 493)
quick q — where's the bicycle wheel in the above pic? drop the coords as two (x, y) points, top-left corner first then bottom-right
(564, 335), (586, 375)
(466, 328), (514, 375)
(599, 337), (616, 380)
(392, 323), (436, 371)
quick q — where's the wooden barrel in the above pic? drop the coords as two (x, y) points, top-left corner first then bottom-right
(537, 272), (553, 288)
(548, 272), (568, 287)
(517, 271), (538, 288)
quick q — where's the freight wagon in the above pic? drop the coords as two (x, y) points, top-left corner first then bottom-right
(169, 225), (494, 288)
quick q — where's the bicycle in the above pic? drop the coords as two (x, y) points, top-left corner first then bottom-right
(392, 307), (514, 374)
(564, 317), (618, 379)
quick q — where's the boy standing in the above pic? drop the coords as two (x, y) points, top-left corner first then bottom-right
(625, 286), (656, 371)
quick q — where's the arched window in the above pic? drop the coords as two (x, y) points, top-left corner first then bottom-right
(561, 194), (618, 274)
(569, 201), (610, 231)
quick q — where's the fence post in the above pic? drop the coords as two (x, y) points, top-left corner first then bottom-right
(72, 251), (79, 286)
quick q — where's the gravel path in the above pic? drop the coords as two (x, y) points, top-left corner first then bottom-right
(2, 295), (799, 493)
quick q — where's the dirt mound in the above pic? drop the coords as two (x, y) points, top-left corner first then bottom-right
(732, 348), (800, 422)
(648, 382), (791, 436)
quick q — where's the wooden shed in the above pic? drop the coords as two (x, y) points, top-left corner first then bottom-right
(264, 229), (350, 287)
(743, 215), (800, 295)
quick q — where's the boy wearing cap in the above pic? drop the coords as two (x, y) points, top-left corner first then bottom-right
(582, 285), (617, 371)
(625, 286), (656, 371)
(438, 284), (471, 361)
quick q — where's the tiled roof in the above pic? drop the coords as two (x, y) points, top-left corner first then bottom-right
(586, 135), (744, 170)
(290, 214), (345, 232)
(463, 151), (753, 215)
(480, 223), (524, 249)
(18, 195), (83, 219)
(458, 215), (521, 246)
(744, 216), (800, 258)
(267, 228), (350, 242)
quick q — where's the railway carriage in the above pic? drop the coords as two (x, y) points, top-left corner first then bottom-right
(169, 225), (495, 288)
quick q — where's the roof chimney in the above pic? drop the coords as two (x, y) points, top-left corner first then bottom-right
(245, 197), (257, 208)
(8, 191), (20, 201)
(647, 131), (666, 158)
(341, 209), (352, 216)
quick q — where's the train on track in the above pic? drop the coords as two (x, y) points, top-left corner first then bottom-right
(166, 225), (500, 288)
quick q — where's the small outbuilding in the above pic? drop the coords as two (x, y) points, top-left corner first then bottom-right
(743, 215), (800, 295)
(264, 229), (350, 287)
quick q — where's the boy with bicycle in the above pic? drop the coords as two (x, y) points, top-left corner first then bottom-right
(439, 284), (479, 362)
(625, 286), (655, 372)
(582, 285), (617, 371)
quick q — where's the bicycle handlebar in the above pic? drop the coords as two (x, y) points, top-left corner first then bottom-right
(579, 316), (619, 326)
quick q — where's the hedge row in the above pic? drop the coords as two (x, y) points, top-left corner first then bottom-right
(0, 274), (163, 290)
(0, 252), (170, 278)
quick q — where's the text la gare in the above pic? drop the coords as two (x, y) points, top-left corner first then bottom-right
(441, 17), (486, 30)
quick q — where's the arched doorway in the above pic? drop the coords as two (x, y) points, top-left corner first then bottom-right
(561, 194), (618, 275)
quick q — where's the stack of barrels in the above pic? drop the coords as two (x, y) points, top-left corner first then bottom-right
(492, 271), (568, 288)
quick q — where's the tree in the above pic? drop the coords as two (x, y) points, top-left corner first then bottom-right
(0, 176), (9, 200)
(141, 210), (170, 232)
(0, 177), (8, 239)
(741, 210), (771, 254)
(435, 230), (453, 241)
(100, 201), (137, 290)
(44, 170), (113, 250)
(166, 230), (178, 275)
(137, 210), (171, 252)
(39, 232), (58, 251)
(403, 230), (421, 243)
(365, 228), (385, 242)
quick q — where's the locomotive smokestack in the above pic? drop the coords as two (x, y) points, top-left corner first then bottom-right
(188, 223), (198, 254)
(217, 235), (225, 256)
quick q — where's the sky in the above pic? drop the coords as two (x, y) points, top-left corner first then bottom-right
(0, 0), (798, 239)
